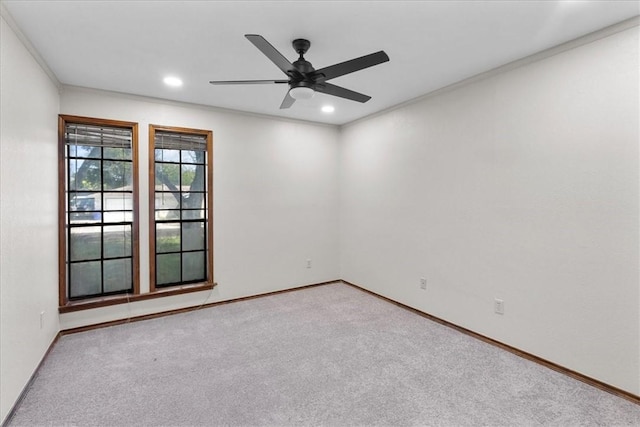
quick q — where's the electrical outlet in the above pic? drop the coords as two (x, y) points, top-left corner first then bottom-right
(494, 298), (504, 315)
(420, 277), (427, 290)
(306, 259), (312, 269)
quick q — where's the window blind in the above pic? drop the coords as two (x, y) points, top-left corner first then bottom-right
(154, 131), (207, 151)
(65, 124), (132, 148)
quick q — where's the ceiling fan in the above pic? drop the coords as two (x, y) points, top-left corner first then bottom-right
(209, 34), (389, 109)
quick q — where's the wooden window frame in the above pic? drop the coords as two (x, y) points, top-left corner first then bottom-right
(149, 124), (214, 292)
(58, 115), (141, 307)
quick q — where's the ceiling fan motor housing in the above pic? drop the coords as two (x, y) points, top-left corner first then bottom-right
(291, 80), (314, 90)
(292, 60), (315, 75)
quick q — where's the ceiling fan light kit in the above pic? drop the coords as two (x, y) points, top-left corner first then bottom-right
(289, 86), (315, 100)
(209, 35), (389, 109)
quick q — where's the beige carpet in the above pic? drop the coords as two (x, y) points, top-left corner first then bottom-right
(8, 283), (640, 426)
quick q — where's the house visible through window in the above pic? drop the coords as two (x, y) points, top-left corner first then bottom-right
(59, 115), (139, 303)
(149, 125), (213, 290)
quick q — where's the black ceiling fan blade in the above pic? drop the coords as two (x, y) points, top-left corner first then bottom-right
(314, 83), (371, 103)
(245, 34), (301, 78)
(311, 51), (389, 82)
(209, 79), (289, 85)
(279, 91), (296, 109)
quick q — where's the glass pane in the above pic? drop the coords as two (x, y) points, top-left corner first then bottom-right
(156, 253), (181, 285)
(181, 164), (204, 189)
(103, 259), (132, 293)
(182, 252), (206, 282)
(103, 193), (133, 211)
(69, 261), (101, 298)
(182, 209), (205, 220)
(68, 159), (77, 191)
(181, 192), (205, 210)
(104, 211), (132, 223)
(155, 149), (180, 163)
(69, 193), (98, 212)
(103, 161), (132, 190)
(70, 212), (101, 224)
(155, 192), (180, 209)
(156, 223), (180, 253)
(68, 145), (101, 158)
(155, 163), (180, 187)
(103, 147), (132, 160)
(70, 227), (101, 261)
(182, 222), (205, 251)
(155, 210), (180, 221)
(181, 150), (205, 164)
(69, 159), (101, 191)
(104, 225), (131, 258)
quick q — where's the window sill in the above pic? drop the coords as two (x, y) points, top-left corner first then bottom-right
(59, 282), (216, 313)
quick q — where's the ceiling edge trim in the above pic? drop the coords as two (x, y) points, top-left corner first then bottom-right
(1, 2), (61, 89)
(341, 15), (640, 130)
(60, 84), (340, 130)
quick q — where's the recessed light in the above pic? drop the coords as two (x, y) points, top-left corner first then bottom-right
(321, 105), (335, 113)
(163, 76), (183, 87)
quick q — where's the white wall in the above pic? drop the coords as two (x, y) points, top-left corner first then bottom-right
(59, 87), (340, 329)
(0, 16), (61, 424)
(339, 26), (640, 394)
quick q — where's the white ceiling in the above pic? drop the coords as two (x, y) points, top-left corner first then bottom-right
(3, 1), (638, 125)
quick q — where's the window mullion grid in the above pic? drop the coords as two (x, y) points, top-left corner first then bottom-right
(204, 159), (208, 277)
(154, 133), (209, 288)
(178, 149), (184, 283)
(66, 146), (72, 299)
(62, 118), (137, 302)
(154, 220), (158, 287)
(179, 153), (183, 284)
(100, 145), (105, 296)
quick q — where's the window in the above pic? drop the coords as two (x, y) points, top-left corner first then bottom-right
(58, 115), (139, 304)
(149, 125), (213, 290)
